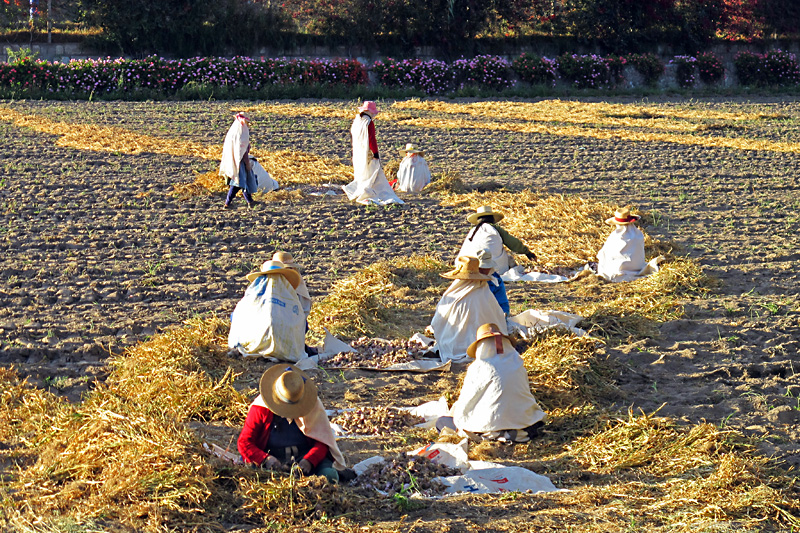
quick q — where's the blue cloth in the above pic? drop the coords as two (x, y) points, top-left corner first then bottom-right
(489, 272), (510, 315)
(232, 158), (257, 194)
(266, 416), (311, 460)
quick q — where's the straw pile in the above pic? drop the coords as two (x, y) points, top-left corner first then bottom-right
(308, 255), (449, 340)
(520, 330), (616, 409)
(237, 471), (363, 524)
(562, 410), (800, 528)
(425, 171), (469, 194)
(439, 190), (616, 267)
(389, 100), (800, 154)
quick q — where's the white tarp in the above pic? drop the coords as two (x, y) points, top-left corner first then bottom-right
(250, 157), (280, 193)
(430, 279), (507, 363)
(452, 338), (546, 434)
(343, 115), (404, 206)
(501, 266), (570, 283)
(219, 118), (249, 182)
(395, 154), (431, 192)
(508, 309), (587, 337)
(597, 224), (664, 282)
(458, 224), (511, 274)
(228, 274), (306, 361)
(437, 463), (558, 495)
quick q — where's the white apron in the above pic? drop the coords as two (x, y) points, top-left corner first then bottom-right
(458, 224), (510, 274)
(343, 115), (403, 206)
(219, 119), (249, 182)
(253, 395), (346, 469)
(452, 338), (546, 433)
(396, 154), (431, 192)
(597, 224), (660, 282)
(430, 279), (507, 363)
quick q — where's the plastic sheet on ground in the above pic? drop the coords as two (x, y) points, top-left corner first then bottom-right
(509, 309), (587, 337)
(203, 442), (243, 464)
(501, 266), (570, 283)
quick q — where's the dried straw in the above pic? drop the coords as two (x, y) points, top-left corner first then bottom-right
(519, 330), (616, 409)
(308, 255), (449, 340)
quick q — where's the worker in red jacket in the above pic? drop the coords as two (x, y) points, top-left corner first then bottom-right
(238, 365), (348, 482)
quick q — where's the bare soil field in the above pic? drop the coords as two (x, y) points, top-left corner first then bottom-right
(0, 97), (798, 532)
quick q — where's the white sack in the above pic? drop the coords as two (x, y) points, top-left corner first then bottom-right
(410, 439), (471, 473)
(597, 224), (663, 282)
(395, 154), (431, 192)
(430, 279), (507, 363)
(228, 274), (306, 361)
(219, 118), (249, 182)
(501, 265), (569, 283)
(458, 224), (510, 274)
(438, 464), (557, 495)
(509, 309), (587, 337)
(343, 115), (404, 206)
(451, 338), (546, 434)
(250, 157), (280, 193)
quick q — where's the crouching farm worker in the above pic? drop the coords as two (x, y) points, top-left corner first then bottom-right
(220, 112), (258, 209)
(597, 207), (662, 282)
(343, 101), (403, 206)
(395, 143), (431, 192)
(272, 251), (311, 319)
(477, 250), (509, 316)
(459, 206), (536, 275)
(430, 256), (507, 363)
(238, 365), (347, 483)
(441, 323), (546, 443)
(228, 260), (306, 361)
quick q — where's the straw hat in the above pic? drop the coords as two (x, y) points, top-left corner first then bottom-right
(466, 323), (510, 358)
(272, 251), (302, 271)
(259, 364), (318, 419)
(357, 101), (378, 118)
(606, 207), (641, 225)
(467, 205), (504, 225)
(246, 260), (301, 288)
(441, 256), (492, 281)
(399, 143), (425, 156)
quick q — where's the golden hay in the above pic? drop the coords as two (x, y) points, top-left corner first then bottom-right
(562, 410), (800, 528)
(308, 255), (448, 340)
(438, 190), (617, 267)
(425, 171), (469, 194)
(0, 107), (353, 196)
(236, 471), (365, 525)
(520, 330), (616, 409)
(390, 100), (800, 154)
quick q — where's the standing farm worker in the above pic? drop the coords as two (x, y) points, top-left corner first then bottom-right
(437, 323), (546, 443)
(343, 101), (404, 206)
(228, 260), (306, 361)
(477, 250), (509, 316)
(430, 256), (507, 363)
(394, 143), (431, 192)
(238, 365), (351, 483)
(597, 207), (663, 282)
(459, 206), (536, 275)
(220, 112), (258, 209)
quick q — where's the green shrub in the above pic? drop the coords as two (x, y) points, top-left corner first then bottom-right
(696, 52), (724, 85)
(512, 53), (557, 86)
(626, 53), (664, 86)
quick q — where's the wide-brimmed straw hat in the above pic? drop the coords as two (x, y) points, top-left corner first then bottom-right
(260, 364), (318, 419)
(399, 143), (425, 156)
(246, 260), (301, 288)
(606, 207), (641, 225)
(357, 101), (378, 118)
(272, 251), (302, 271)
(467, 323), (511, 358)
(467, 205), (504, 225)
(441, 256), (492, 281)
(476, 250), (495, 270)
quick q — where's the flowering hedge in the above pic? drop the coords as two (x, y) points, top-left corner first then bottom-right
(3, 50), (800, 97)
(0, 56), (367, 95)
(734, 50), (800, 86)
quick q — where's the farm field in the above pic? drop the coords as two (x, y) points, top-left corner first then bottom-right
(0, 97), (799, 532)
